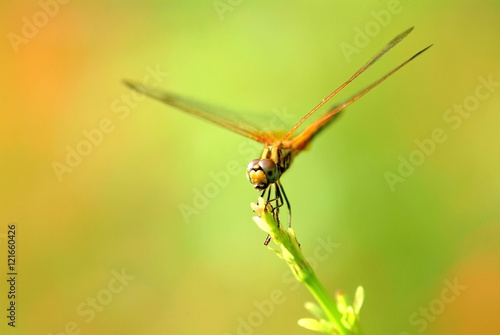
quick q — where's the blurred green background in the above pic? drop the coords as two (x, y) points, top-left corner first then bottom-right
(1, 1), (500, 334)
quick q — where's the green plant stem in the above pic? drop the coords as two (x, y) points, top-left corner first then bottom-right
(303, 271), (347, 335)
(252, 198), (352, 335)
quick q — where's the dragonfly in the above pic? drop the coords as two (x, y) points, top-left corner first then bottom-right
(124, 27), (431, 244)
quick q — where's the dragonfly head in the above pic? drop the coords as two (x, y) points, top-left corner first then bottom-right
(246, 159), (279, 191)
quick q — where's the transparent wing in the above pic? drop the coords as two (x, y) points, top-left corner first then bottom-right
(123, 81), (288, 144)
(290, 43), (433, 150)
(283, 26), (425, 142)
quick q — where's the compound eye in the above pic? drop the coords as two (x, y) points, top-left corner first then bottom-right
(246, 159), (267, 190)
(247, 159), (261, 172)
(246, 159), (279, 191)
(259, 159), (278, 183)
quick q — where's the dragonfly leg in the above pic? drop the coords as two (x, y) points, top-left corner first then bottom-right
(261, 187), (274, 246)
(276, 180), (292, 228)
(270, 183), (284, 226)
(260, 183), (290, 245)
